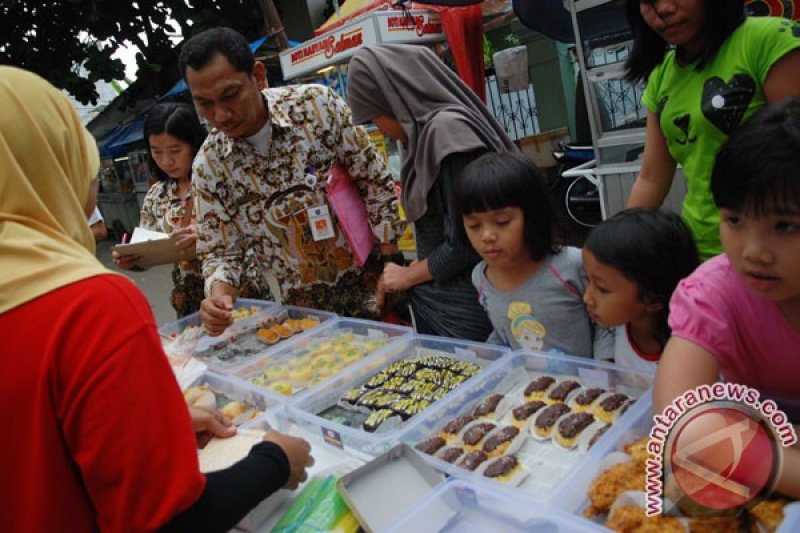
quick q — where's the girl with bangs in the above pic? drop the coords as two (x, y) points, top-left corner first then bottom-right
(459, 152), (612, 358)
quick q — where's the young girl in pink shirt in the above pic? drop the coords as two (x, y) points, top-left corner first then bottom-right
(655, 97), (800, 499)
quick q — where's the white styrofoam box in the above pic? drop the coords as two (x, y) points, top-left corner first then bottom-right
(283, 335), (512, 457)
(401, 350), (653, 503)
(383, 477), (602, 533)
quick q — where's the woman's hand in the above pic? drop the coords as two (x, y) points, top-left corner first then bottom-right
(172, 224), (197, 253)
(111, 248), (141, 270)
(190, 405), (236, 448)
(263, 431), (314, 490)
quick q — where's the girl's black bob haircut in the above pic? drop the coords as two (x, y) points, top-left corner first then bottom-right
(624, 0), (745, 83)
(712, 96), (800, 216)
(458, 151), (562, 261)
(143, 103), (207, 182)
(584, 208), (700, 346)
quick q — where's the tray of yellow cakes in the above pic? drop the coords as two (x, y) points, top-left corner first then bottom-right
(232, 318), (414, 402)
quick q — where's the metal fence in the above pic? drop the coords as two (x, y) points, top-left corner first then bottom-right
(484, 73), (541, 141)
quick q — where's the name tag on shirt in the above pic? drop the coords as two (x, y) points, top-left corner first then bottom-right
(308, 204), (335, 241)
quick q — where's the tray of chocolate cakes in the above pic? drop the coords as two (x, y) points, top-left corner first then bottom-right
(281, 335), (511, 457)
(402, 350), (653, 503)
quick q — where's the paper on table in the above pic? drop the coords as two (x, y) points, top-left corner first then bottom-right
(111, 226), (196, 267)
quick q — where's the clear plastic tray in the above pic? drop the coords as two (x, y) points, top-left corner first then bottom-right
(182, 371), (285, 427)
(383, 477), (601, 533)
(160, 300), (336, 373)
(233, 318), (414, 402)
(401, 350), (653, 503)
(283, 335), (511, 457)
(159, 298), (278, 338)
(552, 390), (800, 533)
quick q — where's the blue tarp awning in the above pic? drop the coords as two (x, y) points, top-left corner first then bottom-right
(95, 118), (145, 159)
(106, 118), (145, 155)
(159, 35), (273, 100)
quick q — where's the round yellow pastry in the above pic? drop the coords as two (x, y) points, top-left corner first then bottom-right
(289, 367), (313, 386)
(184, 386), (216, 409)
(265, 364), (288, 381)
(220, 401), (247, 419)
(282, 319), (302, 333)
(267, 381), (293, 395)
(287, 356), (310, 371)
(257, 328), (280, 344)
(312, 354), (336, 369)
(272, 324), (293, 339)
(299, 317), (319, 331)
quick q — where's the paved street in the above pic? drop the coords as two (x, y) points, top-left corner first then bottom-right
(96, 239), (177, 326)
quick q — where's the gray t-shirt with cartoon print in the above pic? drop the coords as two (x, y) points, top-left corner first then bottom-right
(472, 246), (612, 359)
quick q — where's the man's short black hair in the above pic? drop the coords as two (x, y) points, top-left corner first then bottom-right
(179, 27), (254, 78)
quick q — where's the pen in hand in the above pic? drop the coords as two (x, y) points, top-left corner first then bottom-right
(121, 233), (128, 245)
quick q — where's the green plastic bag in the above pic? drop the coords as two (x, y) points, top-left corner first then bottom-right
(272, 476), (359, 533)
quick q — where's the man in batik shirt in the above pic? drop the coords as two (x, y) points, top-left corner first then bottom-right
(179, 28), (404, 335)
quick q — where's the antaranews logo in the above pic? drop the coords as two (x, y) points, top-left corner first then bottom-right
(645, 383), (797, 517)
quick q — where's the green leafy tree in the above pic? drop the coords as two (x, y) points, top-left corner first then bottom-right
(1, 0), (269, 104)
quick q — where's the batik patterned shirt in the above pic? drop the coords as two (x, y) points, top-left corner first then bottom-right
(139, 180), (205, 317)
(193, 84), (403, 314)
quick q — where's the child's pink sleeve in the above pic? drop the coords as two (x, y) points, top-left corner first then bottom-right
(668, 274), (735, 361)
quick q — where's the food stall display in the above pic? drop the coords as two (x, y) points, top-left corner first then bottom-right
(159, 300), (335, 373)
(233, 319), (413, 399)
(285, 336), (510, 456)
(182, 371), (279, 427)
(402, 350), (652, 500)
(551, 388), (800, 531)
(157, 299), (798, 531)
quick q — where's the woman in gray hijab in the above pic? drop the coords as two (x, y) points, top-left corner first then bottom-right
(348, 43), (517, 341)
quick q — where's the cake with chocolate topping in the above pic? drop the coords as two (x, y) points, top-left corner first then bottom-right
(440, 414), (475, 440)
(546, 380), (581, 404)
(483, 455), (520, 481)
(415, 436), (446, 455)
(462, 421), (497, 447)
(555, 412), (595, 449)
(570, 387), (605, 411)
(594, 393), (631, 423)
(524, 376), (556, 400)
(533, 403), (571, 438)
(437, 446), (465, 463)
(458, 450), (489, 471)
(512, 400), (546, 425)
(472, 393), (505, 418)
(482, 426), (520, 456)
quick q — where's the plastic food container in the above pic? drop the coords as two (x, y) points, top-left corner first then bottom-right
(182, 371), (285, 425)
(553, 390), (800, 533)
(402, 350), (653, 503)
(233, 318), (414, 402)
(383, 477), (601, 533)
(283, 335), (511, 457)
(159, 300), (335, 373)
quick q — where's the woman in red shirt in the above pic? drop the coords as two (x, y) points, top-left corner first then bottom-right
(0, 66), (312, 532)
